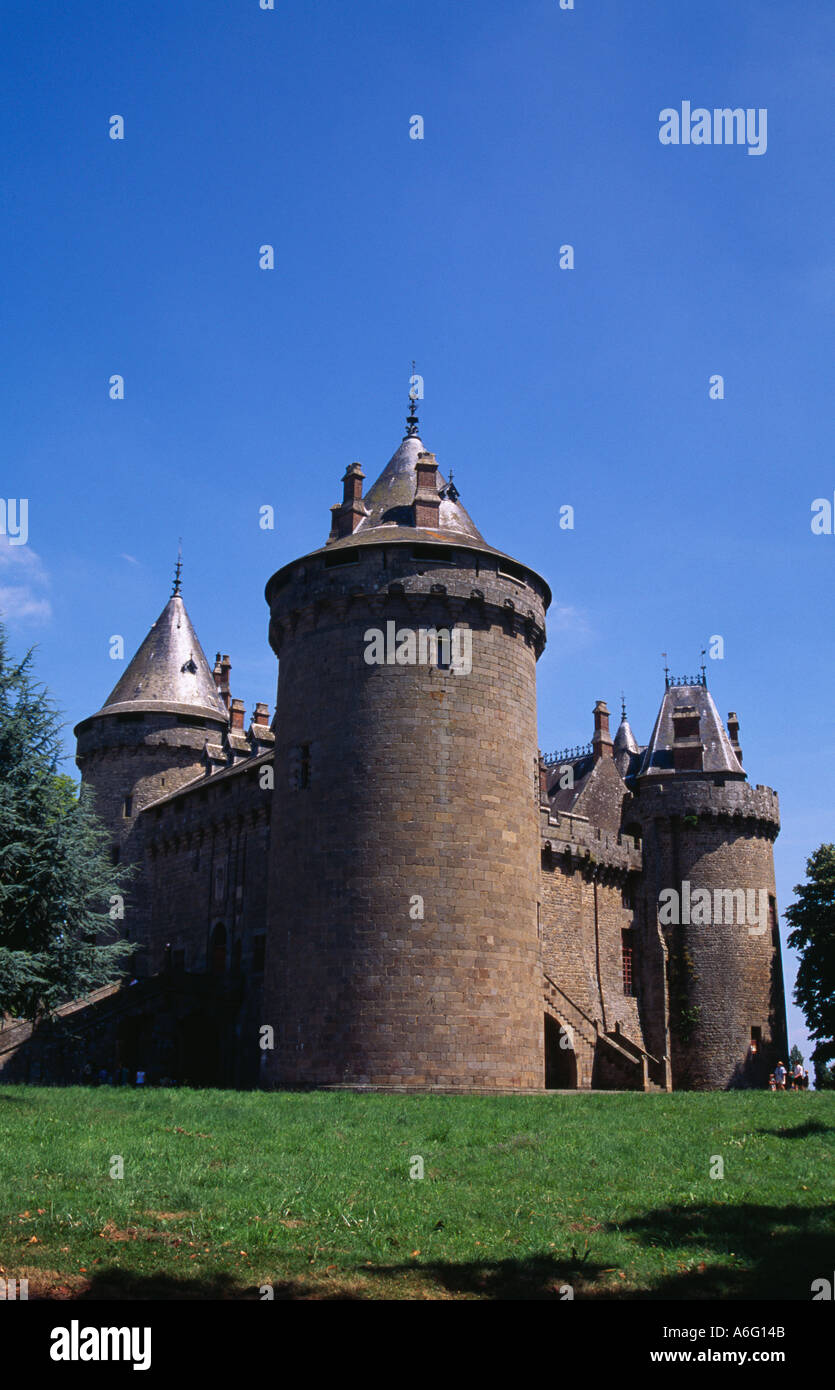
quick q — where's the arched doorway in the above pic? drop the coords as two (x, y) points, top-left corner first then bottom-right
(544, 1013), (578, 1089)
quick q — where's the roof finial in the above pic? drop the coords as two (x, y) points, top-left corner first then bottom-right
(621, 690), (627, 721)
(700, 647), (707, 687)
(405, 360), (420, 437)
(172, 539), (183, 597)
(662, 652), (670, 688)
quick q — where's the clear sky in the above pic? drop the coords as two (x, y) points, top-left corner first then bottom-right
(2, 0), (832, 1067)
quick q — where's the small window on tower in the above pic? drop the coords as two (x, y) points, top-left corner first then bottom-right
(299, 744), (311, 789)
(111, 845), (120, 866)
(123, 794), (132, 818)
(750, 1025), (762, 1054)
(253, 935), (266, 973)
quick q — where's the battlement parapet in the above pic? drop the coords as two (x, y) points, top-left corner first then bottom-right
(540, 807), (642, 874)
(631, 777), (779, 833)
(266, 543), (549, 658)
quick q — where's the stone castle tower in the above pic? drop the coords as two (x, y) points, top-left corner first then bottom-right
(623, 678), (786, 1089)
(74, 578), (229, 944)
(8, 396), (785, 1094)
(261, 404), (551, 1087)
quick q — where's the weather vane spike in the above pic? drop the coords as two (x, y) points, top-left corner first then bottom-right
(172, 539), (183, 597)
(621, 690), (627, 720)
(662, 651), (670, 688)
(405, 359), (420, 437)
(700, 646), (707, 686)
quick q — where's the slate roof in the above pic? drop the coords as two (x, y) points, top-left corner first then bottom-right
(637, 681), (743, 778)
(352, 434), (485, 543)
(265, 428), (553, 607)
(96, 594), (228, 723)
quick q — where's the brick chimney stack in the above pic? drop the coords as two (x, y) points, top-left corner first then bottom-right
(413, 452), (441, 529)
(727, 711), (743, 764)
(230, 698), (245, 731)
(253, 702), (270, 727)
(331, 462), (369, 539)
(213, 654), (231, 712)
(592, 699), (613, 761)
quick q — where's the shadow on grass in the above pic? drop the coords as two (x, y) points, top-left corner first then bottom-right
(604, 1202), (832, 1300)
(755, 1119), (834, 1140)
(29, 1203), (831, 1301)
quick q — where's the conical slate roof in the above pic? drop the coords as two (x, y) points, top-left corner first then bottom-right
(354, 434), (485, 543)
(637, 681), (743, 778)
(98, 594), (228, 722)
(613, 715), (639, 756)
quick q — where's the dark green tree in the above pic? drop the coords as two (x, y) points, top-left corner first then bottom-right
(788, 1044), (804, 1070)
(0, 625), (132, 1021)
(785, 843), (835, 1089)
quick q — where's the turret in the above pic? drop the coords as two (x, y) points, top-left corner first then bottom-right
(627, 671), (787, 1089)
(261, 399), (551, 1088)
(74, 569), (228, 953)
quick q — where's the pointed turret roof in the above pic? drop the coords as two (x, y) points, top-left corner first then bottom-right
(351, 434), (485, 544)
(637, 679), (743, 778)
(97, 592), (228, 723)
(613, 713), (639, 756)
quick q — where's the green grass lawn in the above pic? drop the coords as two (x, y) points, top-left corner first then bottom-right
(0, 1086), (832, 1300)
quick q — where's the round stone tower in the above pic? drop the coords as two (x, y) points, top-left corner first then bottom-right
(74, 574), (229, 948)
(262, 409), (551, 1088)
(628, 675), (787, 1089)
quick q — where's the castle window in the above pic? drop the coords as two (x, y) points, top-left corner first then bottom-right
(111, 844), (120, 865)
(210, 923), (226, 976)
(750, 1025), (762, 1054)
(411, 544), (452, 563)
(324, 549), (359, 568)
(621, 929), (635, 996)
(253, 935), (266, 973)
(123, 794), (132, 818)
(296, 744), (311, 790)
(498, 559), (526, 585)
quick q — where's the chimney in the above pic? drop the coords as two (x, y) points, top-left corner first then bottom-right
(413, 452), (441, 529)
(727, 711), (743, 764)
(216, 654), (231, 712)
(538, 755), (549, 804)
(230, 698), (245, 732)
(592, 700), (613, 761)
(332, 462), (369, 538)
(253, 702), (270, 727)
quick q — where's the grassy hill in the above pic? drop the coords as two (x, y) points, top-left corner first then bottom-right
(1, 1086), (832, 1300)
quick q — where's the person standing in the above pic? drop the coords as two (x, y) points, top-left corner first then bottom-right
(775, 1061), (787, 1089)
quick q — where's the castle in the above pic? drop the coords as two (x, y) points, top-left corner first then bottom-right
(3, 405), (789, 1090)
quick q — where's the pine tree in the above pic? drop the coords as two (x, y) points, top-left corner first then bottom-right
(785, 843), (835, 1088)
(0, 625), (132, 1021)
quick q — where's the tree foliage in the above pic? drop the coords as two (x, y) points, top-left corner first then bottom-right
(785, 843), (835, 1087)
(0, 625), (132, 1020)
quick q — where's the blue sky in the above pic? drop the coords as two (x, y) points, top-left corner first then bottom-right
(2, 0), (832, 1065)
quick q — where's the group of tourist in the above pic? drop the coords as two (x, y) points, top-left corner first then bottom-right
(769, 1061), (809, 1090)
